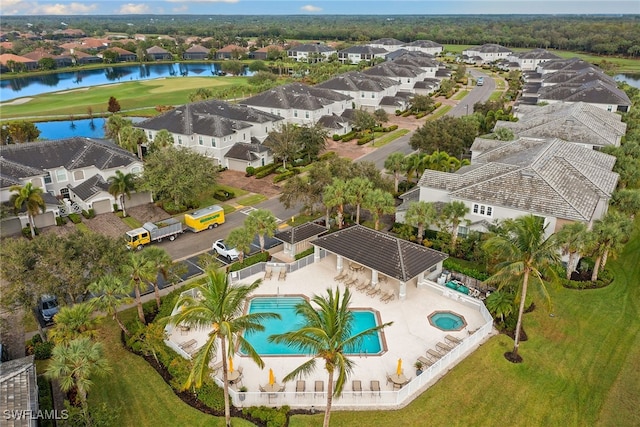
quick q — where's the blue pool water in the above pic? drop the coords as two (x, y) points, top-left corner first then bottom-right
(428, 311), (467, 331)
(243, 297), (382, 356)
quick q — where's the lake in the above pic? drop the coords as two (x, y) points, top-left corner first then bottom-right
(0, 62), (251, 101)
(35, 117), (147, 140)
(614, 73), (640, 89)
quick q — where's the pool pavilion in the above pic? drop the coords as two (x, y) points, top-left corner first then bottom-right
(164, 225), (494, 410)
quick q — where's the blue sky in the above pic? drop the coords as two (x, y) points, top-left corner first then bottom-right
(1, 1), (638, 16)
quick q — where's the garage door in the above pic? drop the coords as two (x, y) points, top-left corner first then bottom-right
(0, 218), (23, 237)
(127, 191), (152, 208)
(34, 212), (55, 229)
(92, 199), (112, 215)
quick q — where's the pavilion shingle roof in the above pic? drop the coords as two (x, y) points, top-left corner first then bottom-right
(312, 225), (448, 282)
(275, 222), (327, 245)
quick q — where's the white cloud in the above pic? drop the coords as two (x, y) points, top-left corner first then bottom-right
(38, 2), (99, 14)
(301, 4), (322, 13)
(118, 3), (151, 14)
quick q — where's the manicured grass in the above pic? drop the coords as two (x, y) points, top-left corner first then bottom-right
(290, 218), (640, 426)
(215, 184), (249, 199)
(451, 90), (469, 100)
(236, 194), (267, 206)
(89, 310), (253, 427)
(488, 91), (503, 101)
(120, 215), (142, 229)
(1, 77), (251, 120)
(427, 105), (452, 120)
(74, 222), (91, 233)
(372, 129), (410, 147)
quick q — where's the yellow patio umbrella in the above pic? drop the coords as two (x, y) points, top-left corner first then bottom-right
(229, 356), (234, 373)
(269, 368), (275, 386)
(397, 358), (403, 376)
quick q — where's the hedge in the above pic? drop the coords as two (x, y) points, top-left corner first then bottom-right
(443, 258), (490, 281)
(228, 251), (270, 272)
(245, 166), (255, 177)
(243, 406), (289, 427)
(560, 268), (613, 290)
(340, 131), (358, 142)
(357, 135), (374, 145)
(273, 170), (295, 183)
(294, 247), (314, 260)
(318, 151), (337, 161)
(68, 213), (82, 224)
(255, 163), (280, 179)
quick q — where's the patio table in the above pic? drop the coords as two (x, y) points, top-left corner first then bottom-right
(262, 383), (283, 392)
(389, 373), (408, 385)
(226, 370), (240, 383)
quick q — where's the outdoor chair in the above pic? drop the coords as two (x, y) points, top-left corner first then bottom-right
(278, 268), (287, 281)
(418, 356), (434, 368)
(344, 275), (360, 287)
(334, 270), (348, 281)
(445, 334), (462, 346)
(366, 283), (382, 297)
(209, 361), (224, 376)
(427, 349), (443, 360)
(314, 381), (324, 397)
(296, 380), (306, 396)
(436, 342), (453, 354)
(352, 380), (362, 396)
(356, 279), (371, 292)
(370, 380), (381, 396)
(380, 289), (395, 303)
(264, 266), (273, 280)
(340, 271), (355, 284)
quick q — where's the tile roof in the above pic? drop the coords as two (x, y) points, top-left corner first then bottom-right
(224, 142), (269, 161)
(146, 46), (170, 54)
(338, 45), (387, 55)
(496, 102), (626, 147)
(185, 44), (209, 53)
(317, 114), (350, 129)
(69, 173), (110, 201)
(311, 225), (448, 282)
(274, 222), (328, 244)
(316, 71), (399, 92)
(288, 43), (334, 53)
(242, 82), (352, 110)
(0, 355), (37, 427)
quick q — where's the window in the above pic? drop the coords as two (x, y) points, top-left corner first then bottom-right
(177, 136), (182, 145)
(148, 131), (153, 140)
(458, 226), (469, 238)
(198, 136), (203, 146)
(294, 110), (298, 117)
(56, 169), (68, 183)
(60, 188), (70, 198)
(211, 138), (216, 147)
(44, 172), (52, 184)
(73, 170), (84, 181)
(472, 203), (493, 218)
(305, 111), (309, 119)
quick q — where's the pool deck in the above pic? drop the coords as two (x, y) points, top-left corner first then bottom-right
(167, 253), (493, 408)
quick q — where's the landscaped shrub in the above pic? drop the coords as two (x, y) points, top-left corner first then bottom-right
(340, 131), (358, 142)
(332, 134), (341, 141)
(386, 124), (398, 131)
(162, 200), (187, 215)
(81, 209), (96, 219)
(228, 251), (270, 272)
(357, 134), (374, 145)
(196, 378), (227, 412)
(415, 112), (426, 119)
(273, 170), (295, 183)
(55, 216), (68, 226)
(21, 226), (38, 238)
(33, 340), (54, 360)
(561, 268), (613, 289)
(443, 259), (490, 281)
(294, 247), (314, 260)
(254, 163), (279, 179)
(213, 189), (234, 201)
(401, 111), (412, 117)
(245, 166), (255, 177)
(318, 151), (337, 161)
(244, 406), (289, 427)
(67, 213), (82, 224)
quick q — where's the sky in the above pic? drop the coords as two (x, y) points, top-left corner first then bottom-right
(0, 1), (638, 16)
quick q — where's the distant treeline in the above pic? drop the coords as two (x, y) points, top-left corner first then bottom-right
(2, 14), (639, 57)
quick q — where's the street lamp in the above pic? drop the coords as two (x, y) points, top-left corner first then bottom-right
(466, 104), (469, 116)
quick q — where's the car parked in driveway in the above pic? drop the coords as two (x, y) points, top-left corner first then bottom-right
(39, 295), (59, 323)
(212, 239), (239, 261)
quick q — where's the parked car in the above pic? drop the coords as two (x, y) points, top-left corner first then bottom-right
(212, 239), (239, 261)
(476, 77), (484, 86)
(39, 295), (59, 323)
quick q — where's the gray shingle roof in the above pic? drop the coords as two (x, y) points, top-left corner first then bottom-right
(146, 46), (169, 54)
(369, 38), (404, 46)
(496, 102), (626, 147)
(316, 71), (399, 92)
(242, 82), (352, 110)
(312, 225), (448, 282)
(338, 45), (387, 55)
(466, 43), (512, 53)
(288, 43), (334, 53)
(185, 44), (209, 53)
(68, 173), (110, 201)
(0, 355), (37, 427)
(317, 114), (350, 129)
(402, 40), (443, 49)
(538, 80), (631, 106)
(274, 222), (327, 244)
(363, 62), (422, 78)
(516, 48), (561, 60)
(224, 142), (269, 161)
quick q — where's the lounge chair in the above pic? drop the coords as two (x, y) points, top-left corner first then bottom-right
(366, 283), (381, 297)
(264, 266), (273, 280)
(314, 380), (324, 397)
(209, 361), (224, 375)
(352, 380), (362, 396)
(356, 279), (371, 292)
(370, 380), (381, 396)
(259, 385), (266, 392)
(278, 268), (287, 281)
(380, 289), (395, 303)
(445, 334), (461, 346)
(427, 349), (443, 360)
(344, 274), (359, 287)
(436, 342), (453, 353)
(179, 339), (197, 350)
(295, 380), (306, 395)
(333, 270), (347, 281)
(418, 356), (434, 368)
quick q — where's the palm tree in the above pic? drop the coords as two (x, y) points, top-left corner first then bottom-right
(142, 246), (173, 310)
(151, 129), (175, 153)
(9, 182), (45, 238)
(269, 287), (392, 427)
(88, 274), (133, 336)
(439, 201), (470, 250)
(485, 290), (514, 323)
(121, 252), (156, 324)
(45, 337), (110, 410)
(48, 303), (100, 345)
(323, 178), (348, 229)
(245, 209), (278, 252)
(482, 215), (560, 362)
(225, 226), (254, 262)
(555, 221), (589, 280)
(107, 170), (136, 217)
(384, 152), (406, 193)
(345, 177), (373, 224)
(405, 201), (437, 244)
(363, 188), (396, 231)
(589, 212), (633, 281)
(403, 154), (423, 183)
(167, 270), (279, 427)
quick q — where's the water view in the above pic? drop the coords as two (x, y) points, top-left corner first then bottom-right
(36, 118), (106, 140)
(1, 62), (251, 101)
(614, 73), (640, 89)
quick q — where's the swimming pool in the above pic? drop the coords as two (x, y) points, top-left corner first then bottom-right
(428, 311), (467, 331)
(242, 296), (383, 356)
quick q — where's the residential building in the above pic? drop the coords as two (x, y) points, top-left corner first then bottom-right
(315, 71), (400, 110)
(182, 44), (209, 60)
(215, 44), (247, 60)
(100, 47), (136, 62)
(0, 53), (38, 71)
(508, 48), (561, 71)
(367, 38), (405, 52)
(287, 43), (336, 63)
(462, 44), (513, 64)
(401, 40), (443, 56)
(337, 45), (387, 64)
(0, 355), (38, 427)
(363, 62), (428, 92)
(249, 45), (283, 60)
(146, 46), (172, 61)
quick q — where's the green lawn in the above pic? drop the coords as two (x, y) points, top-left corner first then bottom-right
(451, 90), (469, 101)
(290, 218), (640, 426)
(89, 310), (254, 427)
(427, 105), (453, 120)
(236, 194), (268, 206)
(372, 129), (410, 147)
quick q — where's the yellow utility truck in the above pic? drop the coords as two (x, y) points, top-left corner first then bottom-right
(126, 217), (183, 250)
(184, 205), (225, 232)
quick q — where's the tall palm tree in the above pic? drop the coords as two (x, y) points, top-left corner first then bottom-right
(269, 287), (392, 427)
(225, 226), (254, 262)
(403, 154), (423, 183)
(346, 177), (373, 224)
(482, 215), (560, 362)
(245, 208), (278, 252)
(439, 201), (470, 250)
(589, 211), (633, 281)
(48, 303), (100, 345)
(88, 274), (133, 336)
(363, 188), (395, 231)
(45, 337), (110, 410)
(168, 270), (279, 427)
(107, 170), (136, 217)
(384, 152), (406, 193)
(405, 201), (437, 244)
(10, 182), (45, 238)
(555, 221), (589, 280)
(121, 252), (156, 324)
(323, 178), (348, 229)
(142, 246), (173, 310)
(151, 129), (175, 153)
